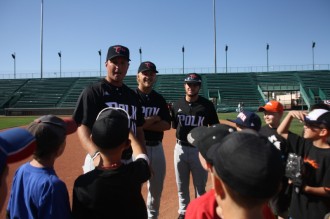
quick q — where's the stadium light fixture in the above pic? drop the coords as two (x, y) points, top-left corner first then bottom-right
(98, 50), (101, 77)
(58, 51), (62, 77)
(312, 41), (316, 70)
(11, 52), (16, 79)
(266, 43), (269, 72)
(139, 47), (142, 64)
(225, 45), (228, 73)
(182, 46), (185, 74)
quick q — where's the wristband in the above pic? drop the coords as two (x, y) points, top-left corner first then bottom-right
(90, 151), (100, 160)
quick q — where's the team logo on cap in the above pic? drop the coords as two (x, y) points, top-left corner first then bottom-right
(144, 62), (152, 68)
(113, 46), (126, 54)
(237, 112), (247, 121)
(189, 74), (198, 79)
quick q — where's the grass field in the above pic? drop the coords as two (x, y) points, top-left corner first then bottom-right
(0, 112), (304, 135)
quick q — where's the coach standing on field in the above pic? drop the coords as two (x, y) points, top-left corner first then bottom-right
(171, 73), (219, 219)
(135, 61), (171, 219)
(73, 45), (145, 173)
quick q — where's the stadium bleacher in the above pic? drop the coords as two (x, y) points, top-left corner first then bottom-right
(1, 70), (330, 115)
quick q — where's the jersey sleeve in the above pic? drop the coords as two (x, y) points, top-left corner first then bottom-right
(171, 102), (179, 129)
(72, 85), (100, 129)
(207, 101), (220, 125)
(158, 95), (172, 124)
(134, 92), (145, 127)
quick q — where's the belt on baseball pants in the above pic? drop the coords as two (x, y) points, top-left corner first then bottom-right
(176, 139), (194, 147)
(146, 140), (161, 146)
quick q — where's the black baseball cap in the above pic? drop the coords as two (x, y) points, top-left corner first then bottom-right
(27, 115), (77, 148)
(106, 45), (130, 61)
(184, 73), (202, 84)
(227, 111), (261, 131)
(304, 109), (330, 129)
(92, 107), (130, 149)
(187, 124), (236, 163)
(207, 130), (284, 199)
(138, 61), (158, 73)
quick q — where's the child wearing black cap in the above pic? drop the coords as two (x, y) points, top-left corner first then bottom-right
(185, 124), (236, 219)
(6, 115), (77, 219)
(72, 107), (151, 219)
(207, 131), (284, 219)
(277, 109), (330, 219)
(227, 110), (262, 131)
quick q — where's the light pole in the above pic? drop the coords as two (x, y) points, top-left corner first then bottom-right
(40, 0), (44, 78)
(98, 50), (101, 76)
(11, 53), (16, 79)
(312, 41), (316, 70)
(213, 0), (217, 73)
(266, 43), (269, 72)
(182, 46), (185, 74)
(225, 45), (228, 73)
(139, 47), (142, 63)
(58, 51), (61, 77)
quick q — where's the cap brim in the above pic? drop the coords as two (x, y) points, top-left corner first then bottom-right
(187, 126), (215, 163)
(258, 106), (283, 113)
(227, 119), (244, 127)
(139, 69), (158, 73)
(185, 82), (201, 84)
(258, 107), (266, 112)
(109, 55), (131, 61)
(62, 117), (77, 135)
(0, 128), (36, 163)
(187, 126), (208, 147)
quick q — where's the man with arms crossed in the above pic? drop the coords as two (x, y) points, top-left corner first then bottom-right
(135, 61), (171, 219)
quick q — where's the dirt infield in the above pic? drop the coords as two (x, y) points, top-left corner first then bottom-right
(1, 125), (214, 219)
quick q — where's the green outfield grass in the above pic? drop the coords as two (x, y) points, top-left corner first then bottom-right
(0, 112), (304, 135)
(0, 116), (38, 130)
(219, 112), (304, 135)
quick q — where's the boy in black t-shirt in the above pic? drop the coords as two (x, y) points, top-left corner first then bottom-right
(277, 109), (330, 219)
(72, 107), (150, 219)
(258, 100), (290, 219)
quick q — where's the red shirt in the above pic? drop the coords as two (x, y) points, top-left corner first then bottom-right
(185, 189), (221, 219)
(185, 189), (276, 219)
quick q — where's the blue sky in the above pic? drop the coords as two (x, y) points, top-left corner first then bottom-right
(0, 0), (329, 77)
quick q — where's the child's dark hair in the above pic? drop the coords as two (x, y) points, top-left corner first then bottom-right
(27, 115), (66, 161)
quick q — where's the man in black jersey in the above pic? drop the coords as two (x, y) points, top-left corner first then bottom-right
(135, 61), (171, 219)
(171, 73), (219, 219)
(72, 45), (145, 173)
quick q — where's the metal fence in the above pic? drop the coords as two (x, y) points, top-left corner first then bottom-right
(0, 64), (329, 79)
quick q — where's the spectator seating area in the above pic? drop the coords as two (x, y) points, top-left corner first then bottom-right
(1, 70), (329, 114)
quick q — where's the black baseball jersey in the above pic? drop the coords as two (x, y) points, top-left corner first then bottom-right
(73, 79), (144, 158)
(172, 96), (219, 142)
(286, 133), (330, 219)
(135, 89), (171, 141)
(259, 125), (289, 160)
(259, 125), (291, 215)
(72, 158), (150, 219)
